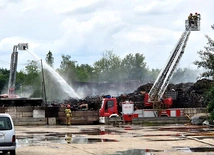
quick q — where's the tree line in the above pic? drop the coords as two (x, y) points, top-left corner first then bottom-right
(0, 51), (200, 98)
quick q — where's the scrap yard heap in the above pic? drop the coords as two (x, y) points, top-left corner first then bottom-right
(53, 78), (211, 110)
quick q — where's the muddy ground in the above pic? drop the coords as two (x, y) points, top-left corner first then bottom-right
(14, 124), (214, 155)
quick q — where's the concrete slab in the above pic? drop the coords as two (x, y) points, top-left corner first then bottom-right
(15, 124), (214, 155)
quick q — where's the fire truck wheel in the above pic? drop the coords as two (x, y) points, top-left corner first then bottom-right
(108, 117), (121, 126)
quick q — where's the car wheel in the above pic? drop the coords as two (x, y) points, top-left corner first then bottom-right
(10, 150), (16, 155)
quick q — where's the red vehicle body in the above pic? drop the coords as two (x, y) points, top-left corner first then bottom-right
(143, 93), (173, 108)
(99, 96), (181, 124)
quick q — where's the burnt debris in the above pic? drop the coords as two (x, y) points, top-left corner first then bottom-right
(48, 79), (214, 110)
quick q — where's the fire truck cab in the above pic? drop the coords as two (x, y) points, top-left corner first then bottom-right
(99, 96), (137, 124)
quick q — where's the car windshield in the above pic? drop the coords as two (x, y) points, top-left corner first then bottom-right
(0, 117), (12, 130)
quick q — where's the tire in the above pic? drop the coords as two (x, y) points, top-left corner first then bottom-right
(108, 116), (121, 126)
(10, 150), (16, 155)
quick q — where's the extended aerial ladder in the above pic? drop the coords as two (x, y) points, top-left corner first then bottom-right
(8, 43), (28, 98)
(144, 13), (201, 109)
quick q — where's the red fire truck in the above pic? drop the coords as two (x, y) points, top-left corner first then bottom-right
(98, 95), (183, 123)
(99, 14), (201, 124)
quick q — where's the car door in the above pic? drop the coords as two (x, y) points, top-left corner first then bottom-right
(0, 117), (13, 143)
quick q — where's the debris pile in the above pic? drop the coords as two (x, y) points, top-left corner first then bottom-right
(50, 79), (214, 110)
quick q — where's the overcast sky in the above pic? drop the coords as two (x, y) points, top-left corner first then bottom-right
(0, 0), (214, 71)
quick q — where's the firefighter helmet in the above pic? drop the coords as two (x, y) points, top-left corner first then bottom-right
(67, 104), (71, 108)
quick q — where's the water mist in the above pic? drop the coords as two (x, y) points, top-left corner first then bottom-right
(26, 50), (80, 99)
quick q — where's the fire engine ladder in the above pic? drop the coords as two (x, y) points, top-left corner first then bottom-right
(8, 46), (18, 98)
(8, 43), (28, 98)
(148, 29), (191, 104)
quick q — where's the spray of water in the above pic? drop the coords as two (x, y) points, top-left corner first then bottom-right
(26, 50), (80, 99)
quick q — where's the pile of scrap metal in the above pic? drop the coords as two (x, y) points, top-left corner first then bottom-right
(49, 95), (103, 111)
(187, 113), (211, 125)
(49, 79), (214, 112)
(132, 79), (214, 108)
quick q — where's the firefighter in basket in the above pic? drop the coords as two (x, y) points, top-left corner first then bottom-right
(193, 12), (201, 26)
(188, 13), (194, 26)
(65, 104), (72, 125)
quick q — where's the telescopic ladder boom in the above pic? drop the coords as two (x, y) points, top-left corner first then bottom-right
(148, 13), (201, 103)
(8, 43), (28, 98)
(148, 30), (191, 102)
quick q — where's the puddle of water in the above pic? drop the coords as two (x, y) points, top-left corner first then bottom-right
(67, 137), (118, 144)
(172, 146), (214, 152)
(65, 134), (118, 144)
(123, 126), (142, 130)
(103, 149), (161, 155)
(121, 133), (143, 138)
(158, 126), (211, 133)
(24, 132), (61, 137)
(190, 147), (214, 152)
(195, 136), (214, 140)
(145, 137), (185, 141)
(80, 128), (125, 135)
(113, 125), (143, 130)
(23, 127), (125, 137)
(17, 134), (119, 147)
(104, 147), (214, 155)
(16, 136), (67, 147)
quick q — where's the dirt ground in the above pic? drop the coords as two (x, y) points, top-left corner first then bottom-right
(14, 124), (214, 155)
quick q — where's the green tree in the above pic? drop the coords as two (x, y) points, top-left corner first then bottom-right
(16, 70), (27, 96)
(59, 55), (77, 81)
(24, 60), (42, 98)
(194, 26), (214, 121)
(93, 50), (121, 82)
(75, 64), (94, 82)
(0, 68), (10, 93)
(121, 53), (147, 81)
(194, 36), (214, 78)
(44, 51), (55, 101)
(203, 86), (214, 122)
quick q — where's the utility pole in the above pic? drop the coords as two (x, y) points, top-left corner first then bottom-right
(41, 59), (49, 125)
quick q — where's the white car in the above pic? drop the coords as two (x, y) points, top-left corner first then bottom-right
(0, 113), (16, 155)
